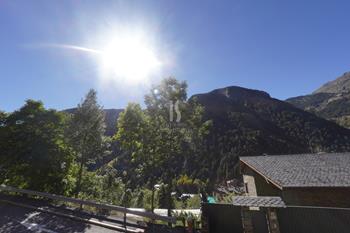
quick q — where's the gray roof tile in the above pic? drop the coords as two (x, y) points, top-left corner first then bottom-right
(233, 196), (286, 208)
(240, 153), (350, 188)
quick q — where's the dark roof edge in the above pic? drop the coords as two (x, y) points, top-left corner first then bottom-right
(240, 158), (283, 190)
(284, 185), (350, 189)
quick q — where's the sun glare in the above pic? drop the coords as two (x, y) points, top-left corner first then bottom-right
(35, 26), (165, 87)
(99, 33), (161, 85)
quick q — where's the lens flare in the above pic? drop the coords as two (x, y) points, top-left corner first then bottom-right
(99, 34), (161, 85)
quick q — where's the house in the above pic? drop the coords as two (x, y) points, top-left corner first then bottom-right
(240, 153), (350, 208)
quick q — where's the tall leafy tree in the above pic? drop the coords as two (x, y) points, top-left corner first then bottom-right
(143, 78), (211, 182)
(116, 103), (161, 210)
(0, 100), (73, 194)
(67, 89), (107, 197)
(116, 77), (211, 214)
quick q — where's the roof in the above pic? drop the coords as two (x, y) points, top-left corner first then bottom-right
(240, 153), (350, 189)
(233, 196), (286, 208)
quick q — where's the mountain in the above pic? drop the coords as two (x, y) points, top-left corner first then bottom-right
(192, 86), (350, 179)
(287, 72), (350, 128)
(64, 108), (123, 136)
(314, 72), (350, 94)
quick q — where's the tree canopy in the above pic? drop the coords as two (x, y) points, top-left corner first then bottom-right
(0, 100), (74, 194)
(115, 78), (211, 190)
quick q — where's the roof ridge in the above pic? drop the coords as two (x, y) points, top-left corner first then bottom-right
(241, 152), (350, 158)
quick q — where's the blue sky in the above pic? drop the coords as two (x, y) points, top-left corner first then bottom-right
(1, 0), (350, 112)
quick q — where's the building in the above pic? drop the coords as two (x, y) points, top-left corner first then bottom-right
(240, 153), (350, 208)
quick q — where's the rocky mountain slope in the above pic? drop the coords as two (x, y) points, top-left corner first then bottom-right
(287, 72), (350, 128)
(314, 72), (350, 94)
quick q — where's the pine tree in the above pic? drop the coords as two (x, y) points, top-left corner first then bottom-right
(67, 89), (107, 197)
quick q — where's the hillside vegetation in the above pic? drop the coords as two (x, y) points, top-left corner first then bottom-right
(192, 86), (350, 180)
(3, 78), (350, 209)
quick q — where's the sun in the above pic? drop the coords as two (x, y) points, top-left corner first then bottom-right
(99, 33), (161, 85)
(37, 27), (164, 87)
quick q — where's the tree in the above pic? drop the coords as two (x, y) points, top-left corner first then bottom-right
(116, 102), (161, 210)
(116, 77), (211, 216)
(143, 78), (211, 183)
(67, 89), (107, 197)
(0, 100), (74, 194)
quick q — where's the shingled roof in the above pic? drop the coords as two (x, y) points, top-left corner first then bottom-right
(240, 153), (350, 189)
(233, 196), (286, 208)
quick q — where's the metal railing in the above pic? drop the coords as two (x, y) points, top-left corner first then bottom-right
(0, 184), (176, 224)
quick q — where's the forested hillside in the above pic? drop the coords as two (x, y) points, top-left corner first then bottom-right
(192, 86), (350, 180)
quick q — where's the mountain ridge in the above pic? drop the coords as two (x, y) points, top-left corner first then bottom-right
(287, 71), (350, 128)
(313, 72), (350, 94)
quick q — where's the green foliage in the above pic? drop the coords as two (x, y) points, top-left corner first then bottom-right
(176, 175), (202, 194)
(73, 169), (125, 205)
(186, 195), (201, 208)
(134, 190), (144, 208)
(115, 78), (211, 188)
(142, 188), (160, 210)
(67, 89), (107, 166)
(66, 89), (108, 197)
(172, 210), (201, 229)
(220, 192), (236, 204)
(115, 103), (148, 161)
(115, 77), (211, 213)
(173, 194), (201, 209)
(0, 100), (74, 194)
(121, 188), (132, 207)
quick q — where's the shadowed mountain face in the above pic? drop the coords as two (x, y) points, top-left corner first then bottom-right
(64, 108), (123, 136)
(287, 72), (350, 128)
(191, 86), (350, 178)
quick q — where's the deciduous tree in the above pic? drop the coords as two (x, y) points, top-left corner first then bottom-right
(115, 77), (211, 215)
(0, 100), (73, 194)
